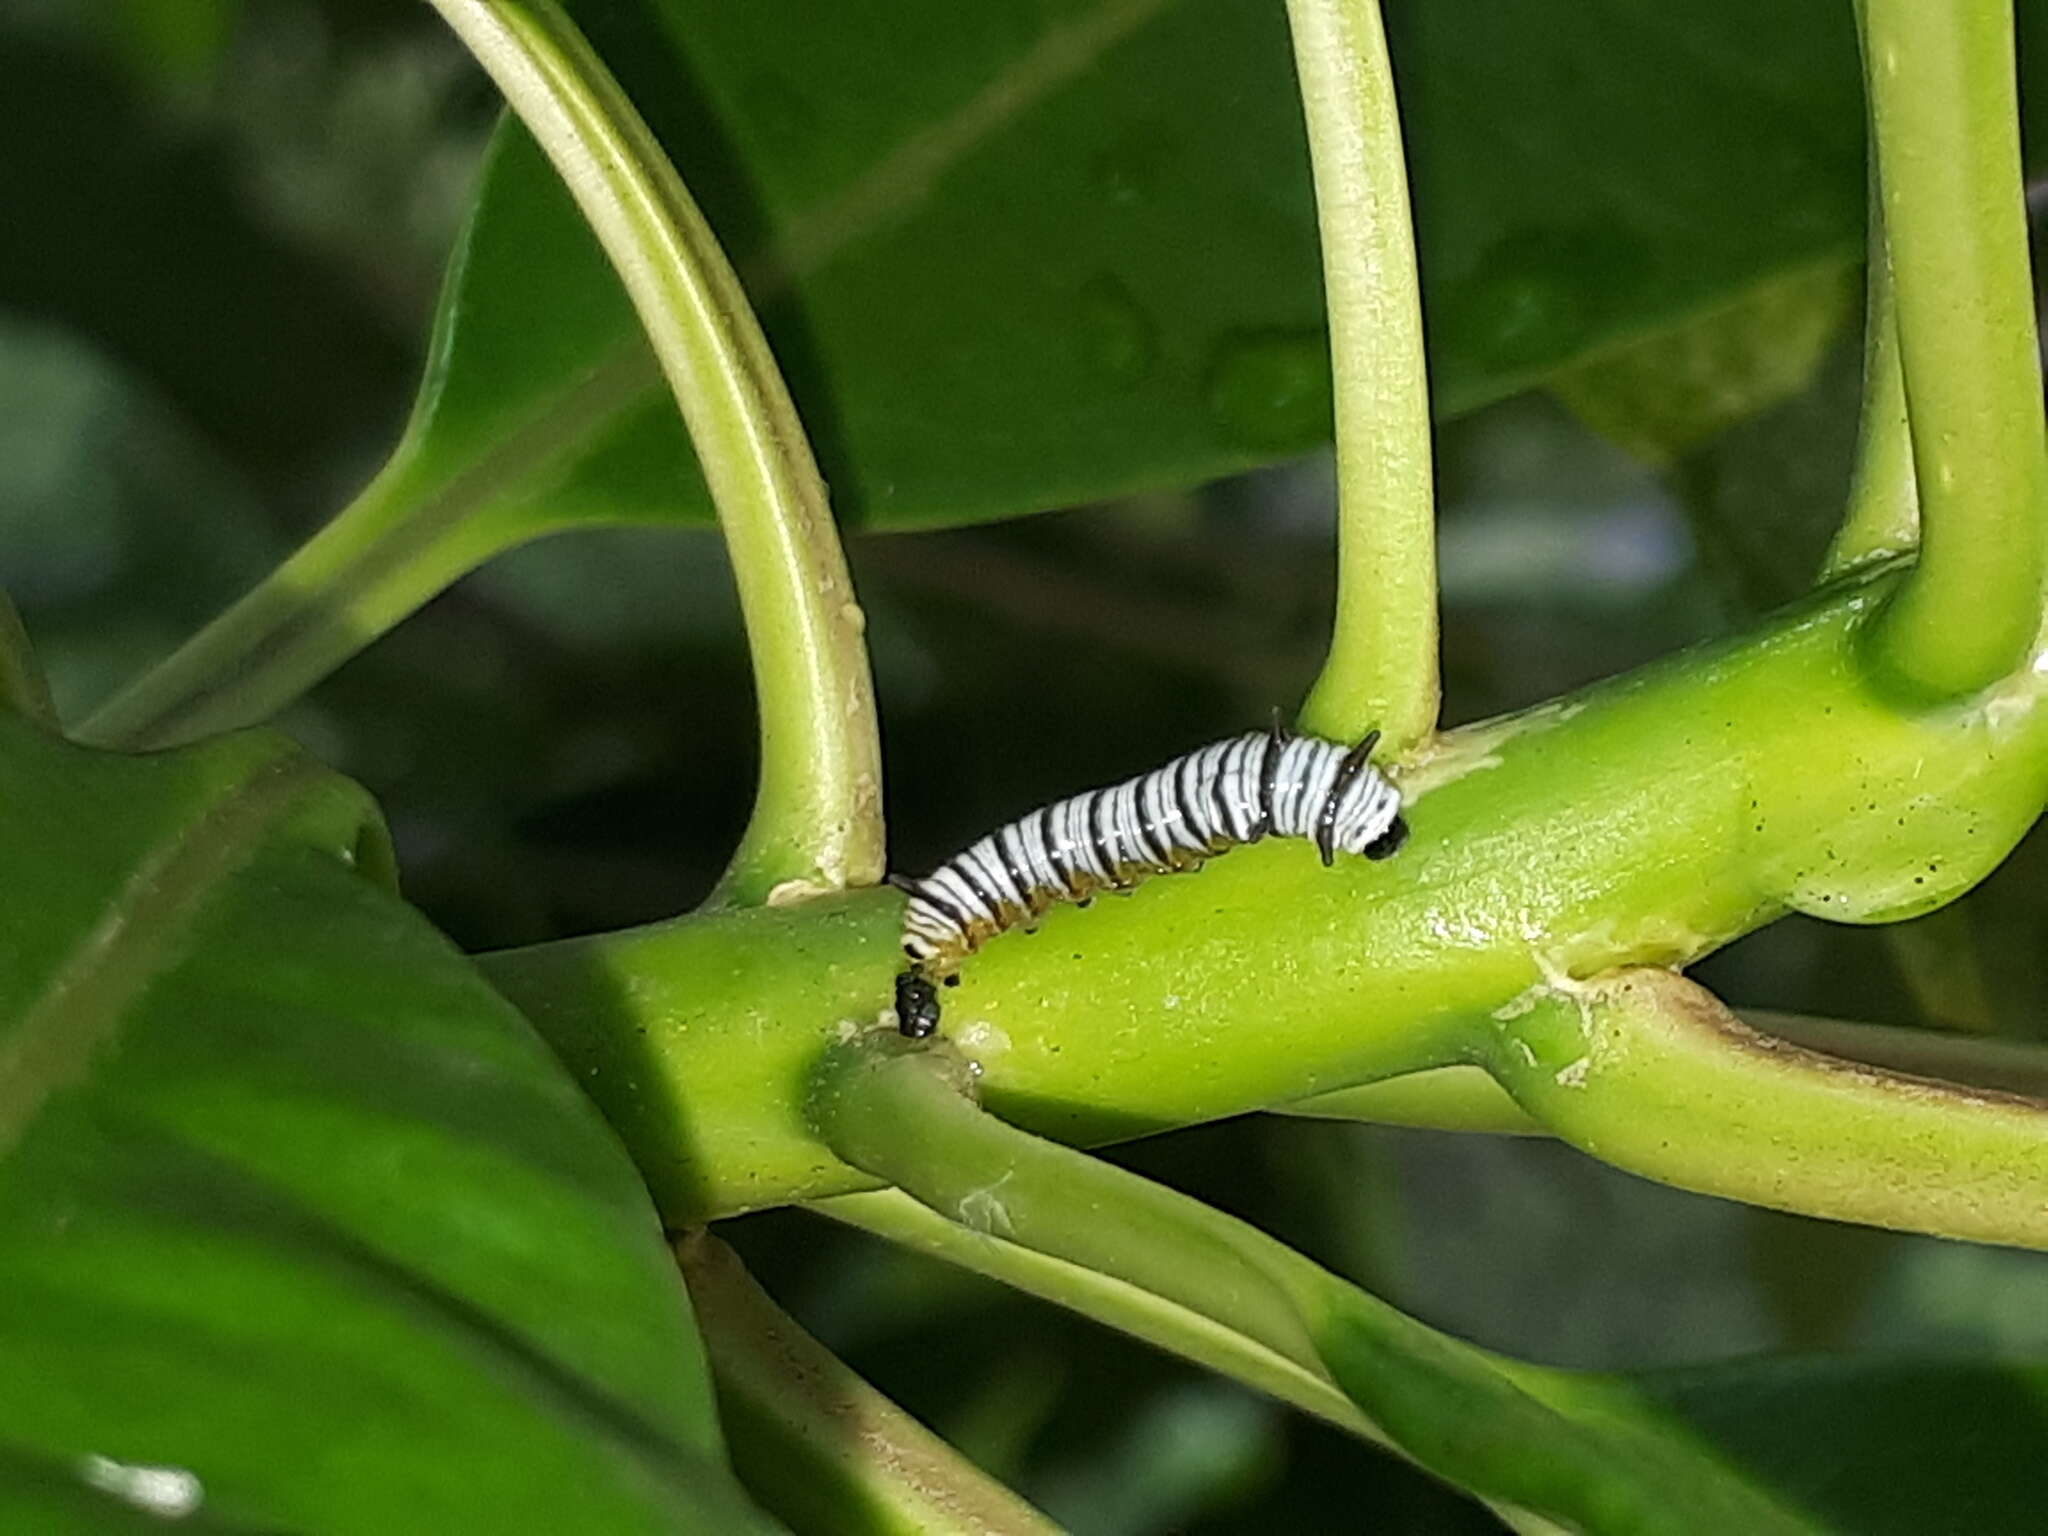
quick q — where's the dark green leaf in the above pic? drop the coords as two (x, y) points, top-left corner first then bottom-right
(390, 0), (1868, 538)
(0, 714), (776, 1532)
(1631, 1355), (2048, 1533)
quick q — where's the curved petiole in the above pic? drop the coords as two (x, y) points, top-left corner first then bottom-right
(1478, 968), (2048, 1250)
(419, 0), (880, 902)
(1284, 0), (1439, 755)
(1280, 1006), (2048, 1133)
(805, 1033), (1819, 1531)
(676, 1230), (1061, 1535)
(1854, 0), (2048, 697)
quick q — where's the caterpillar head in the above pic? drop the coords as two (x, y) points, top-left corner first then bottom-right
(894, 970), (943, 1039)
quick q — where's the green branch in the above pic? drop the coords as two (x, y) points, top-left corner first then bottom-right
(94, 0), (886, 893)
(1284, 0), (1439, 753)
(1856, 0), (2047, 696)
(805, 1036), (1814, 1532)
(1279, 1007), (2048, 1131)
(423, 0), (881, 901)
(1479, 969), (2048, 1250)
(676, 1230), (1060, 1535)
(482, 571), (2048, 1226)
(77, 445), (506, 750)
(810, 1188), (1389, 1448)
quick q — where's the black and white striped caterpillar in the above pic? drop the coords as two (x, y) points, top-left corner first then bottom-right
(889, 725), (1406, 1038)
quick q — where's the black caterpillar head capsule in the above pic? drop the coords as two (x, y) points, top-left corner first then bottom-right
(894, 970), (942, 1039)
(1363, 813), (1409, 861)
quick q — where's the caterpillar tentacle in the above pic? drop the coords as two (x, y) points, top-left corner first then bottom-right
(889, 727), (1405, 1038)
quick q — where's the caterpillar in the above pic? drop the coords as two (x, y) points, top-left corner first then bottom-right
(889, 724), (1406, 1039)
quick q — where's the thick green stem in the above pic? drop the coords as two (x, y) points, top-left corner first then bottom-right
(1823, 205), (1917, 579)
(482, 571), (2048, 1226)
(676, 1230), (1060, 1536)
(417, 0), (880, 899)
(1284, 0), (1438, 752)
(1479, 969), (2048, 1249)
(1856, 0), (2047, 696)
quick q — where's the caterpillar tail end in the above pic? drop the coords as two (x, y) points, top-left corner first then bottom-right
(894, 969), (943, 1039)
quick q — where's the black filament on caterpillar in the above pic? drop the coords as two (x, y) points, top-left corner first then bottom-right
(888, 724), (1406, 1039)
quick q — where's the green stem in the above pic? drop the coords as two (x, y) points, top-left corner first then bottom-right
(805, 1037), (1806, 1534)
(809, 1036), (1326, 1374)
(1856, 0), (2047, 696)
(1280, 1008), (2048, 1130)
(675, 1230), (1061, 1536)
(1822, 196), (1917, 579)
(809, 1188), (1387, 1449)
(1278, 1065), (1544, 1134)
(423, 0), (880, 900)
(482, 570), (2048, 1226)
(76, 445), (503, 749)
(1284, 0), (1439, 753)
(1479, 969), (2048, 1249)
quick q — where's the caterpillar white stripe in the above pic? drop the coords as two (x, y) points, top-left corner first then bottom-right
(890, 726), (1406, 1038)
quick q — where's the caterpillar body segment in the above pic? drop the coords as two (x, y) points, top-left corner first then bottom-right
(889, 727), (1405, 1039)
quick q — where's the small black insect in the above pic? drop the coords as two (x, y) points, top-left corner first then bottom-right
(887, 724), (1405, 1038)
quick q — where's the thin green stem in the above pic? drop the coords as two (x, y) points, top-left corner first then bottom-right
(809, 1035), (1327, 1374)
(77, 445), (503, 749)
(675, 1230), (1060, 1536)
(1280, 1009), (2048, 1130)
(1823, 197), (1917, 579)
(425, 0), (881, 900)
(810, 1188), (1389, 1447)
(804, 1036), (1810, 1533)
(1284, 0), (1439, 753)
(1855, 0), (2047, 696)
(1480, 969), (2048, 1250)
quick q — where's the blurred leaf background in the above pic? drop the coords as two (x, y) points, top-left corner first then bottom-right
(9, 0), (2048, 1528)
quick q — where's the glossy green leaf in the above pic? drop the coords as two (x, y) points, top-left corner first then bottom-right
(392, 0), (1867, 540)
(0, 713), (777, 1532)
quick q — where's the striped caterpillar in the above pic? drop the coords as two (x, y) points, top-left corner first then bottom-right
(889, 725), (1406, 1038)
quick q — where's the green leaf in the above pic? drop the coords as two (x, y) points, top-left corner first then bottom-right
(90, 0), (1880, 745)
(397, 0), (1866, 539)
(191, 0), (1873, 590)
(1612, 1356), (2048, 1534)
(0, 713), (777, 1532)
(1551, 264), (1857, 467)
